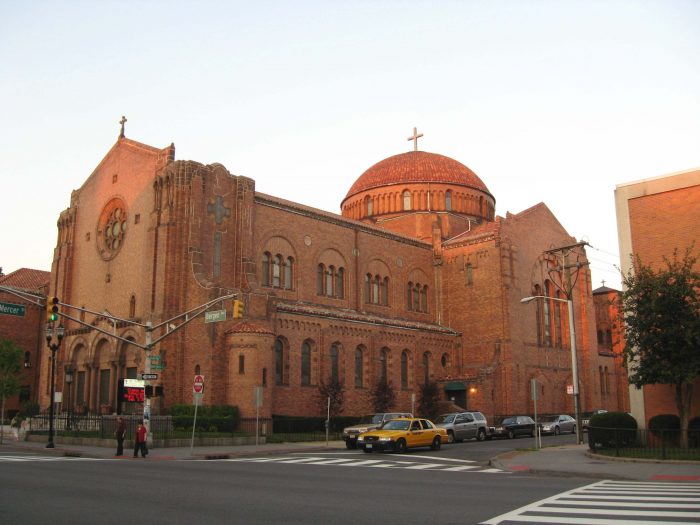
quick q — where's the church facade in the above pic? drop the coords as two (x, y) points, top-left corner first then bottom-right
(38, 130), (626, 423)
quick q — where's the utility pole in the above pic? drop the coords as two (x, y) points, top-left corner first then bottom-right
(544, 241), (589, 444)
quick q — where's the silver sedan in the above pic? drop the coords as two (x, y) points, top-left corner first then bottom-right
(538, 414), (576, 435)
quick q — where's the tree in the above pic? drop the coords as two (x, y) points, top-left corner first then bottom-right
(620, 248), (700, 448)
(418, 381), (442, 420)
(371, 378), (396, 413)
(318, 378), (344, 418)
(0, 338), (23, 444)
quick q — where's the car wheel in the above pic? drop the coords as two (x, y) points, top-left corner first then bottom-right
(345, 440), (357, 450)
(507, 429), (515, 439)
(554, 426), (560, 436)
(447, 431), (455, 444)
(395, 439), (407, 453)
(362, 447), (373, 453)
(431, 436), (441, 450)
(476, 429), (486, 441)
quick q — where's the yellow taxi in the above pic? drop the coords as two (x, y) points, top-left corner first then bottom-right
(356, 417), (448, 453)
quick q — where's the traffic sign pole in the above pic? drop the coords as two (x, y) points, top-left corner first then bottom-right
(190, 375), (205, 453)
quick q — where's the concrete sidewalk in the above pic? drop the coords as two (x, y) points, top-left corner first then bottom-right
(490, 443), (700, 482)
(2, 436), (698, 481)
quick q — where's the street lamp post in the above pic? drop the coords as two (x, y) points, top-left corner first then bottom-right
(44, 323), (65, 448)
(65, 366), (74, 432)
(521, 295), (583, 444)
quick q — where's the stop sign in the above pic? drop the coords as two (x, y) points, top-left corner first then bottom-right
(193, 374), (205, 394)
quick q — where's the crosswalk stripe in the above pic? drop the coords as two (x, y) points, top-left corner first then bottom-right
(220, 455), (503, 473)
(481, 480), (700, 525)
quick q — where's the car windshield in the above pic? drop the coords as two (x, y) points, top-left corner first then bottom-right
(434, 414), (455, 424)
(356, 415), (382, 424)
(501, 417), (516, 425)
(540, 415), (559, 422)
(382, 420), (410, 431)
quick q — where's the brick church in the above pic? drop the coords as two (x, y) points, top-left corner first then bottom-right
(38, 126), (627, 422)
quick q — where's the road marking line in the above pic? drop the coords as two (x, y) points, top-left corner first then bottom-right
(536, 506), (700, 518)
(404, 463), (445, 469)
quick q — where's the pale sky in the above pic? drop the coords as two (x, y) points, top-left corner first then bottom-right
(2, 1), (699, 290)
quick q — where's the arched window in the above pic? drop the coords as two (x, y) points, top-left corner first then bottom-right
(372, 275), (380, 305)
(423, 352), (430, 384)
(284, 257), (293, 290)
(354, 347), (364, 388)
(364, 274), (371, 303)
(129, 295), (136, 318)
(275, 338), (286, 385)
(380, 348), (389, 382)
(262, 252), (270, 286)
(412, 285), (420, 311)
(604, 366), (610, 394)
(543, 282), (552, 346)
(597, 330), (604, 345)
(335, 268), (345, 299)
(195, 364), (201, 375)
(272, 255), (282, 288)
(367, 196), (373, 216)
(326, 266), (334, 297)
(24, 352), (31, 367)
(441, 353), (448, 368)
(380, 277), (389, 306)
(420, 285), (428, 312)
(605, 330), (613, 349)
(407, 282), (413, 310)
(301, 341), (312, 386)
(401, 351), (409, 389)
(238, 355), (245, 374)
(317, 264), (325, 295)
(553, 291), (562, 347)
(534, 284), (543, 345)
(403, 190), (412, 211)
(599, 367), (604, 395)
(445, 190), (452, 211)
(330, 343), (340, 383)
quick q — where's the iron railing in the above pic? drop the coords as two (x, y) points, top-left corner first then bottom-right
(588, 426), (700, 460)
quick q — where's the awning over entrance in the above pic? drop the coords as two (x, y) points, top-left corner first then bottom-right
(443, 381), (467, 392)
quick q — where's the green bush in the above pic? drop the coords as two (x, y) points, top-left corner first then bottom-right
(169, 404), (240, 432)
(648, 414), (680, 433)
(589, 411), (638, 448)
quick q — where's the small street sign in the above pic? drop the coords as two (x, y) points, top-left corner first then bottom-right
(150, 364), (165, 370)
(193, 374), (205, 394)
(566, 384), (574, 395)
(149, 355), (161, 361)
(141, 373), (158, 380)
(205, 309), (226, 323)
(0, 301), (26, 317)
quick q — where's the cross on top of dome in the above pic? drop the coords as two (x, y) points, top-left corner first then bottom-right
(407, 127), (423, 151)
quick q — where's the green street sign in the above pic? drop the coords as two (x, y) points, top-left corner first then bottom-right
(0, 301), (26, 317)
(150, 364), (165, 370)
(150, 355), (161, 361)
(205, 309), (226, 323)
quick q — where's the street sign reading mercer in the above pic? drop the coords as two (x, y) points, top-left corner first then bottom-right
(205, 309), (226, 323)
(0, 301), (26, 317)
(141, 373), (158, 380)
(193, 374), (205, 394)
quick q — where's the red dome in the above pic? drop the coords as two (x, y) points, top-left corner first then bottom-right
(344, 151), (492, 202)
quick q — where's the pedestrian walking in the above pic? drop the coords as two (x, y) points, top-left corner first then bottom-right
(115, 416), (127, 456)
(10, 415), (20, 441)
(133, 420), (148, 458)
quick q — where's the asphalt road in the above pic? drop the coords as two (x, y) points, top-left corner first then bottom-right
(1, 433), (587, 525)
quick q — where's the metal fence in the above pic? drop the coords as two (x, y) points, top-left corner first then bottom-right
(26, 413), (342, 442)
(588, 426), (700, 460)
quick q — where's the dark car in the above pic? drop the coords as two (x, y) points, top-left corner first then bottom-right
(493, 416), (535, 439)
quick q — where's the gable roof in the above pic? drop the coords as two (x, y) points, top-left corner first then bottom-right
(0, 268), (50, 293)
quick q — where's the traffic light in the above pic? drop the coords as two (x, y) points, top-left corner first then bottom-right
(46, 296), (60, 322)
(233, 299), (245, 319)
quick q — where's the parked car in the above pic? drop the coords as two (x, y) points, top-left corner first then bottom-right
(357, 417), (447, 453)
(342, 412), (412, 449)
(493, 416), (535, 439)
(434, 411), (493, 443)
(538, 414), (576, 435)
(581, 409), (608, 431)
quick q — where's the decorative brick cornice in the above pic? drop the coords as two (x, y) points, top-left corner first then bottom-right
(274, 301), (460, 336)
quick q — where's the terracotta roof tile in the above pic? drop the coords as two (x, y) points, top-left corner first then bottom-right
(345, 151), (491, 200)
(0, 268), (50, 293)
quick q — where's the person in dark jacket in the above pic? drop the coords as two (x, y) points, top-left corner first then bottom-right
(133, 420), (148, 458)
(115, 417), (127, 456)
